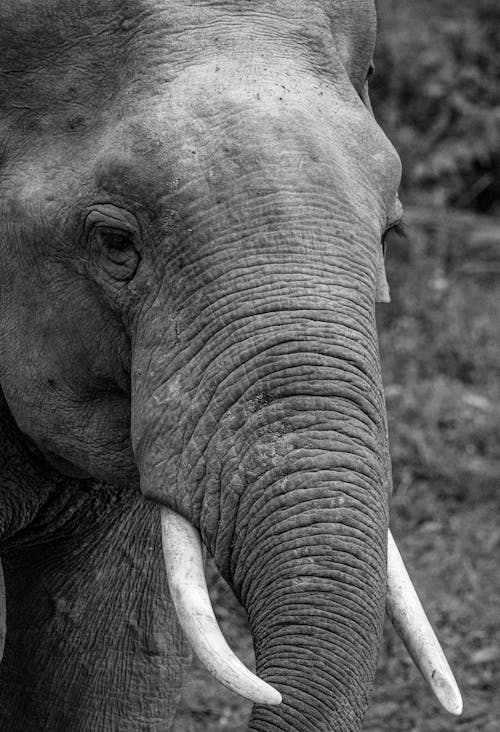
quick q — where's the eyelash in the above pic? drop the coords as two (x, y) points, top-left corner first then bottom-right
(382, 221), (407, 253)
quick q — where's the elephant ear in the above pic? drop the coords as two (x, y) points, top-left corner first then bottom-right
(375, 248), (391, 303)
(0, 558), (5, 661)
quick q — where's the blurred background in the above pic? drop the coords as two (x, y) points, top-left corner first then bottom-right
(175, 1), (500, 729)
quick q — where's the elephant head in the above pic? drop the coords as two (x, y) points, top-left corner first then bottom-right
(0, 1), (461, 729)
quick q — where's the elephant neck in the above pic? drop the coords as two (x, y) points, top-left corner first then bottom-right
(0, 386), (92, 545)
(0, 484), (189, 731)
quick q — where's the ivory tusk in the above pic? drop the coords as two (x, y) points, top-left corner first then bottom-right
(160, 507), (282, 706)
(386, 530), (463, 716)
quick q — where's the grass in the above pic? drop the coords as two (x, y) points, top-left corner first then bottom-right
(173, 208), (500, 731)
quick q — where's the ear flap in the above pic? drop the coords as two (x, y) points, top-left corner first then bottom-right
(375, 248), (390, 303)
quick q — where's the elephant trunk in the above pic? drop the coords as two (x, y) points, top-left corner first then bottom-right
(232, 402), (388, 731)
(132, 293), (391, 729)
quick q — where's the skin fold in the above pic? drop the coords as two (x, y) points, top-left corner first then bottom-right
(0, 1), (402, 730)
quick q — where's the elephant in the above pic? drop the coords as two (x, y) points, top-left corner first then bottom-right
(0, 1), (462, 730)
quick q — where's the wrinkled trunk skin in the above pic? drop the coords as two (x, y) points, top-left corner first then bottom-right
(132, 209), (391, 730)
(240, 406), (388, 732)
(236, 367), (389, 731)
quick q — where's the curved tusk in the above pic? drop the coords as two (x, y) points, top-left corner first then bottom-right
(160, 507), (282, 706)
(386, 530), (463, 716)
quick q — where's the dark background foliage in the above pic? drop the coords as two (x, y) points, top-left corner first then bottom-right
(174, 2), (500, 729)
(373, 0), (500, 213)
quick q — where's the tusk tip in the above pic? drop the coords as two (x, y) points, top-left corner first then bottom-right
(433, 673), (463, 716)
(441, 696), (463, 717)
(259, 684), (282, 706)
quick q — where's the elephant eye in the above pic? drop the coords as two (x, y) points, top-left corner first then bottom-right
(366, 63), (375, 82)
(90, 226), (141, 282)
(84, 205), (142, 292)
(95, 228), (134, 259)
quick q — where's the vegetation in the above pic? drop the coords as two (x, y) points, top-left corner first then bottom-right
(373, 0), (500, 212)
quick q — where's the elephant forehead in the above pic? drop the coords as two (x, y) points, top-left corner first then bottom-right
(91, 72), (398, 217)
(0, 1), (377, 160)
(0, 1), (376, 90)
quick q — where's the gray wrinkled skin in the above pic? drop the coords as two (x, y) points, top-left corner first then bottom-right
(0, 1), (402, 730)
